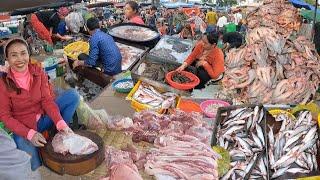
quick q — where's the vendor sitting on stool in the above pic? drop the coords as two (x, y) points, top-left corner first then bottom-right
(73, 18), (122, 76)
(0, 37), (80, 171)
(176, 32), (224, 89)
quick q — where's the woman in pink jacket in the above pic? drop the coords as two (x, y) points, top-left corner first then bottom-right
(0, 37), (80, 171)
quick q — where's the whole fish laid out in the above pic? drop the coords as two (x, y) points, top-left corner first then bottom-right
(132, 82), (177, 109)
(217, 106), (268, 180)
(109, 25), (158, 42)
(222, 0), (320, 104)
(269, 111), (319, 179)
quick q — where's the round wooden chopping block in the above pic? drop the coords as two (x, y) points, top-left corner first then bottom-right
(40, 130), (104, 176)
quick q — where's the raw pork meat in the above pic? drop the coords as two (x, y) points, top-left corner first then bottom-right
(52, 132), (98, 155)
(145, 134), (220, 180)
(102, 146), (143, 180)
(129, 110), (211, 144)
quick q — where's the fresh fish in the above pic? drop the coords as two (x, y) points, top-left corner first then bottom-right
(258, 108), (264, 123)
(245, 153), (258, 174)
(252, 133), (263, 149)
(268, 126), (275, 145)
(285, 126), (308, 138)
(236, 137), (252, 152)
(283, 133), (302, 150)
(221, 166), (237, 180)
(296, 156), (309, 169)
(224, 126), (244, 135)
(272, 146), (299, 169)
(256, 124), (265, 145)
(295, 111), (308, 128)
(258, 157), (267, 176)
(302, 126), (317, 143)
(269, 148), (275, 165)
(306, 153), (313, 170)
(287, 168), (310, 174)
(252, 106), (260, 123)
(229, 108), (247, 119)
(271, 166), (290, 179)
(313, 154), (318, 170)
(247, 116), (253, 129)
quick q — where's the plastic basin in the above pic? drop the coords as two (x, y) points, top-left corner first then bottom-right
(112, 78), (134, 93)
(178, 99), (202, 113)
(166, 71), (200, 90)
(200, 100), (230, 118)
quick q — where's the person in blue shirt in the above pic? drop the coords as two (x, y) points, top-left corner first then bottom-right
(73, 17), (122, 76)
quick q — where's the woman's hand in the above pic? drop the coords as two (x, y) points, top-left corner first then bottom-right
(30, 132), (47, 147)
(176, 62), (188, 72)
(61, 126), (74, 134)
(196, 60), (207, 68)
(73, 60), (84, 69)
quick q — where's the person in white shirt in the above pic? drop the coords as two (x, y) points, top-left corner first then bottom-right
(217, 13), (228, 30)
(233, 10), (242, 26)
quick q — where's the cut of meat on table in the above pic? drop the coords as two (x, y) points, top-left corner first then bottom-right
(52, 131), (98, 156)
(102, 145), (143, 180)
(145, 134), (220, 180)
(129, 110), (212, 145)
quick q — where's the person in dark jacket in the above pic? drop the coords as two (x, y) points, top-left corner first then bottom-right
(146, 6), (157, 30)
(219, 31), (243, 51)
(73, 18), (122, 76)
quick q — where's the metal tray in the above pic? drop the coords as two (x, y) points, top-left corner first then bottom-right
(108, 23), (160, 48)
(148, 35), (195, 65)
(212, 104), (269, 180)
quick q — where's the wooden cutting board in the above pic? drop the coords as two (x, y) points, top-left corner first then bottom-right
(40, 130), (104, 176)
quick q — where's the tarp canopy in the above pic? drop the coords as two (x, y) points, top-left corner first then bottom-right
(162, 2), (194, 9)
(289, 0), (313, 9)
(300, 9), (320, 22)
(0, 0), (81, 13)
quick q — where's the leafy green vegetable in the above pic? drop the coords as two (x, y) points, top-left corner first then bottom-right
(212, 146), (231, 177)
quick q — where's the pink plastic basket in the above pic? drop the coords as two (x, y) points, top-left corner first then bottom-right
(200, 100), (230, 118)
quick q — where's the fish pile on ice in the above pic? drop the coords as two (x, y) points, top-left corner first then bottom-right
(246, 0), (301, 38)
(222, 0), (320, 104)
(144, 133), (220, 179)
(216, 106), (268, 179)
(132, 82), (177, 109)
(268, 111), (319, 179)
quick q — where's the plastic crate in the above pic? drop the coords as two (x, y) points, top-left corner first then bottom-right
(64, 41), (89, 60)
(126, 80), (179, 113)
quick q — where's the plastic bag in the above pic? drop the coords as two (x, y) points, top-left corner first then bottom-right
(65, 12), (84, 33)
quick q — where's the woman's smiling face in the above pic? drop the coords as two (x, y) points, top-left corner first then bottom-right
(6, 42), (29, 72)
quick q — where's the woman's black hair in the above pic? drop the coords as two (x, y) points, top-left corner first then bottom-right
(206, 32), (219, 45)
(86, 17), (100, 31)
(126, 1), (140, 14)
(151, 5), (157, 11)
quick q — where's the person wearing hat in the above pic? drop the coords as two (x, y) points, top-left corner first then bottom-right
(73, 18), (122, 76)
(0, 37), (80, 171)
(176, 32), (224, 89)
(30, 7), (72, 44)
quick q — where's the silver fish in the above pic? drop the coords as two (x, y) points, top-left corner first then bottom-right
(287, 168), (310, 174)
(283, 133), (303, 150)
(258, 108), (264, 124)
(269, 148), (275, 165)
(268, 126), (275, 146)
(229, 108), (247, 119)
(258, 157), (267, 176)
(296, 156), (309, 169)
(252, 106), (260, 123)
(236, 137), (252, 152)
(245, 153), (258, 174)
(307, 153), (313, 170)
(313, 154), (318, 170)
(302, 126), (317, 143)
(271, 166), (290, 179)
(224, 126), (243, 135)
(252, 133), (263, 149)
(256, 124), (265, 145)
(295, 111), (309, 128)
(247, 115), (253, 130)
